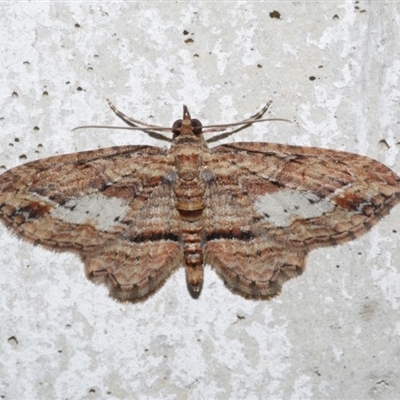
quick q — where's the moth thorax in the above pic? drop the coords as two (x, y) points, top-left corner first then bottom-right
(174, 149), (202, 181)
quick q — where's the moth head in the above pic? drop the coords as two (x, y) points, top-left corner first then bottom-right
(172, 105), (203, 138)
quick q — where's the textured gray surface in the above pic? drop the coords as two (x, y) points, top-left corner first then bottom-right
(1, 2), (400, 399)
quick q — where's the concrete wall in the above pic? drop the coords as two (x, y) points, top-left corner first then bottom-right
(1, 2), (399, 399)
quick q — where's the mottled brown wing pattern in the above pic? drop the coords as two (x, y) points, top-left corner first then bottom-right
(204, 142), (400, 298)
(0, 145), (184, 301)
(1, 102), (400, 303)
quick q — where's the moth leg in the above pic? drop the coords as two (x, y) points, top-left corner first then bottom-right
(242, 100), (273, 123)
(107, 99), (165, 129)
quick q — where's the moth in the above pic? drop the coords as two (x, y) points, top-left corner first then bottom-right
(0, 100), (399, 302)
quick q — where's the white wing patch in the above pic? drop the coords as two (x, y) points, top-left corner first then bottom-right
(51, 194), (129, 231)
(254, 188), (335, 227)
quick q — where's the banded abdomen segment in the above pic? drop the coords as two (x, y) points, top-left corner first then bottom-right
(173, 145), (207, 293)
(181, 221), (204, 292)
